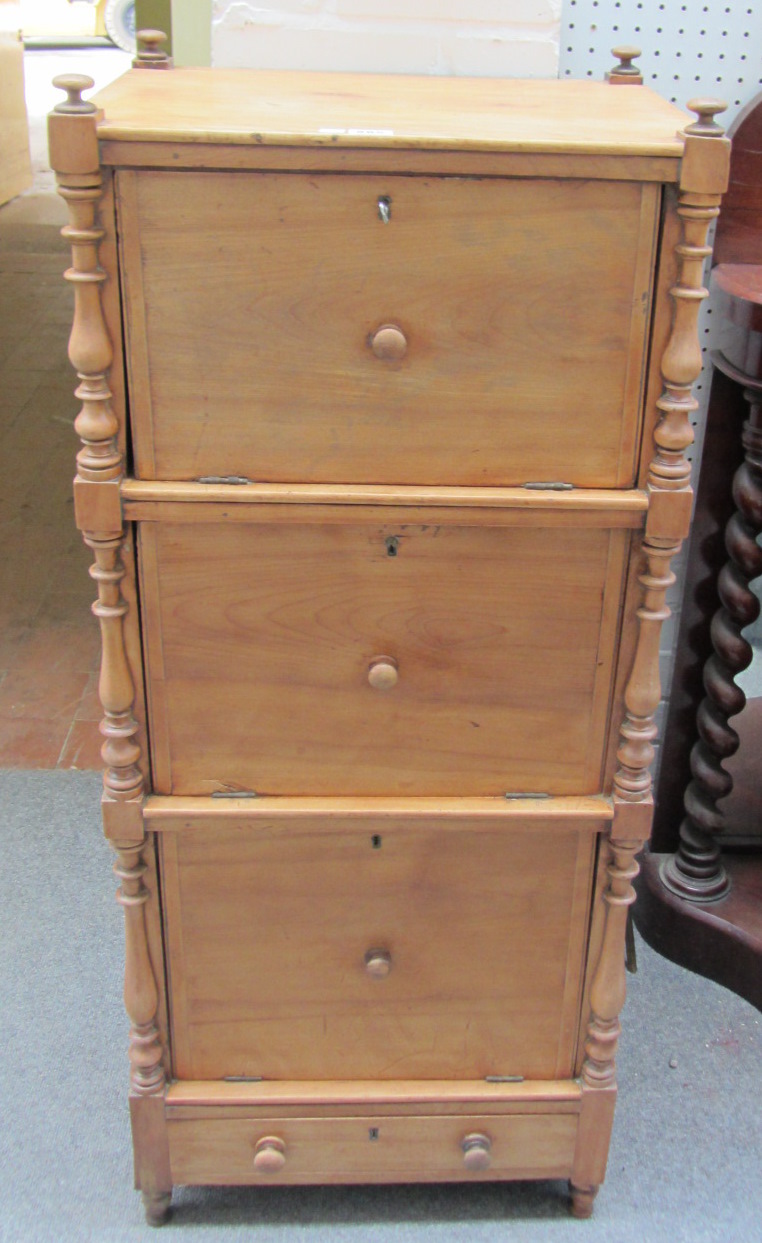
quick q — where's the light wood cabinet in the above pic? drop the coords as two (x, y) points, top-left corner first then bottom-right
(48, 51), (728, 1225)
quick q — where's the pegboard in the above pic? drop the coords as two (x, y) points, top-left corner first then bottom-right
(559, 1), (760, 115)
(559, 2), (762, 762)
(559, 4), (760, 477)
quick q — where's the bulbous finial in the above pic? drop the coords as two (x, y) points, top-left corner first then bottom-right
(52, 74), (96, 114)
(133, 29), (172, 69)
(685, 98), (727, 137)
(607, 46), (643, 85)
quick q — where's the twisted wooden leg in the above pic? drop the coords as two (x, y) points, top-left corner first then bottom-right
(662, 385), (762, 901)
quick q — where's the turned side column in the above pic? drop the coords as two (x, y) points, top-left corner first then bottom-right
(48, 76), (172, 1227)
(572, 98), (730, 1217)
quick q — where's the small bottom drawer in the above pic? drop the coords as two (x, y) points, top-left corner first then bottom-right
(167, 1111), (578, 1185)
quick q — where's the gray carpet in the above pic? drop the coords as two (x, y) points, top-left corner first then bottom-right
(1, 769), (759, 1242)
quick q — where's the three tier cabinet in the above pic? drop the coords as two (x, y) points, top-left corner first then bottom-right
(48, 44), (728, 1224)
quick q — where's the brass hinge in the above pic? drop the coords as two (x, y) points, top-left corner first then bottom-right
(195, 475), (251, 485)
(522, 481), (574, 491)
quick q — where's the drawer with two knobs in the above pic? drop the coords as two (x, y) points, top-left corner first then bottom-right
(166, 1107), (580, 1186)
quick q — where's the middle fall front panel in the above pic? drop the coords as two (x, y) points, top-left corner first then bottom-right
(137, 508), (630, 797)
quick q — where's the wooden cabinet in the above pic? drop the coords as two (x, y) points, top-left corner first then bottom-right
(48, 55), (729, 1225)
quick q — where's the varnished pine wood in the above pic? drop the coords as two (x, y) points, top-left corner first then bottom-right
(50, 95), (171, 1221)
(133, 29), (172, 70)
(160, 816), (596, 1082)
(118, 170), (658, 488)
(122, 484), (649, 524)
(49, 61), (725, 1223)
(138, 518), (629, 797)
(165, 1078), (583, 1110)
(607, 47), (643, 87)
(167, 1112), (579, 1186)
(114, 834), (165, 1096)
(98, 140), (683, 181)
(143, 794), (615, 824)
(616, 120), (729, 814)
(91, 69), (689, 156)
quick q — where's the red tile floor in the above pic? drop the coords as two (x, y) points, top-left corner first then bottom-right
(0, 194), (102, 769)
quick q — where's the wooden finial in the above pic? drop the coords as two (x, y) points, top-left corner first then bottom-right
(52, 73), (97, 114)
(607, 46), (643, 86)
(133, 28), (173, 69)
(685, 98), (727, 137)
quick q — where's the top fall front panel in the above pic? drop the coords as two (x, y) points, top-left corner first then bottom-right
(116, 169), (659, 487)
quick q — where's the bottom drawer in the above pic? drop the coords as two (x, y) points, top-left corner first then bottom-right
(167, 1111), (579, 1185)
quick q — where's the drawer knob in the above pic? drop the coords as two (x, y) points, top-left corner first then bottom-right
(370, 324), (407, 361)
(367, 656), (398, 690)
(253, 1136), (287, 1174)
(365, 949), (392, 978)
(462, 1133), (492, 1171)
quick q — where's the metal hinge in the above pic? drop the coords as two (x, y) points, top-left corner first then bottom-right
(522, 481), (574, 491)
(195, 475), (251, 485)
(504, 792), (550, 800)
(223, 1075), (264, 1083)
(484, 1075), (525, 1084)
(211, 789), (259, 799)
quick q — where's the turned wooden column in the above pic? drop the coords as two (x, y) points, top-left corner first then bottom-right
(49, 73), (172, 1228)
(569, 96), (730, 1218)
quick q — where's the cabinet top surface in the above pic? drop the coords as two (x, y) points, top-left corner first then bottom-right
(92, 67), (688, 157)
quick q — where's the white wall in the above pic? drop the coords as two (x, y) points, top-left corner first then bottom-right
(211, 0), (561, 76)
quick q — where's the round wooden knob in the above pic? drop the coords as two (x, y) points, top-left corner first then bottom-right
(462, 1132), (492, 1172)
(134, 29), (172, 67)
(370, 324), (407, 362)
(368, 656), (398, 690)
(52, 74), (96, 115)
(253, 1136), (286, 1174)
(364, 949), (392, 978)
(685, 98), (727, 137)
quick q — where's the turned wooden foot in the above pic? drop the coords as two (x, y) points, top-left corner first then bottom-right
(569, 1181), (598, 1219)
(143, 1190), (172, 1226)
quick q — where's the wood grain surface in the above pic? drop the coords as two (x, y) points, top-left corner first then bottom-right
(93, 69), (688, 156)
(165, 1077), (582, 1110)
(118, 171), (658, 487)
(167, 1110), (578, 1185)
(138, 515), (629, 796)
(160, 815), (596, 1081)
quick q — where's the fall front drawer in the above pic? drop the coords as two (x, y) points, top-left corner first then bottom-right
(133, 498), (641, 797)
(117, 169), (659, 487)
(155, 802), (604, 1081)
